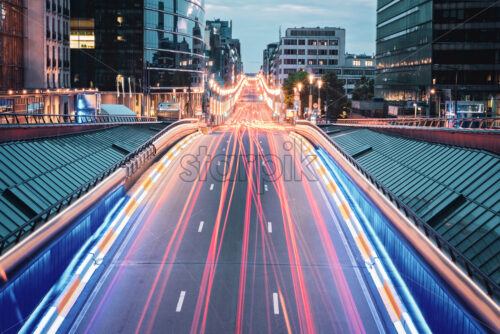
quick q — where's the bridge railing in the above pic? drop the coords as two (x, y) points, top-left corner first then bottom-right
(335, 117), (500, 130)
(0, 113), (157, 125)
(296, 120), (499, 301)
(0, 119), (199, 255)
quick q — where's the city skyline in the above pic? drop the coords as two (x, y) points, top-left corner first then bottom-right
(206, 0), (376, 73)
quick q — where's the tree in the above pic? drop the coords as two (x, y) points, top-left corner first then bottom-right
(282, 70), (347, 120)
(322, 72), (348, 120)
(282, 70), (309, 108)
(351, 76), (374, 101)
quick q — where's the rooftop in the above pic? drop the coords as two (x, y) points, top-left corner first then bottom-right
(0, 123), (169, 252)
(326, 126), (500, 285)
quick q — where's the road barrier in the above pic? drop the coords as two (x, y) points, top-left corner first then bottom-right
(0, 113), (158, 126)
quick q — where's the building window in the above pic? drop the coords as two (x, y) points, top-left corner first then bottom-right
(329, 40), (339, 46)
(298, 49), (305, 55)
(284, 49), (297, 55)
(284, 39), (297, 45)
(365, 60), (373, 66)
(353, 60), (361, 66)
(307, 49), (317, 55)
(319, 40), (328, 46)
(308, 39), (317, 46)
(284, 59), (297, 65)
(308, 59), (317, 65)
(329, 59), (338, 65)
(298, 39), (305, 45)
(329, 49), (338, 55)
(318, 49), (327, 55)
(298, 59), (305, 65)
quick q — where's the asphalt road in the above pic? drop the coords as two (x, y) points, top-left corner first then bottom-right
(66, 86), (392, 334)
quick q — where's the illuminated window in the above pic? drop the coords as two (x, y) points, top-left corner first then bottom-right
(353, 60), (361, 66)
(365, 61), (373, 66)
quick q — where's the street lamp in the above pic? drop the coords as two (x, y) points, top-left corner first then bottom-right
(317, 79), (323, 117)
(297, 82), (303, 117)
(308, 74), (314, 118)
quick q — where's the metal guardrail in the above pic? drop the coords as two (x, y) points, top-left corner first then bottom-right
(335, 117), (500, 130)
(296, 120), (499, 300)
(0, 113), (157, 125)
(0, 119), (199, 255)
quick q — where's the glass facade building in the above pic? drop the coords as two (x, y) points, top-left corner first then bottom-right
(376, 1), (500, 116)
(375, 0), (433, 102)
(73, 0), (206, 93)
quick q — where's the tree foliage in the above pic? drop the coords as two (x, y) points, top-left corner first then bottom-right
(283, 70), (347, 120)
(351, 76), (374, 101)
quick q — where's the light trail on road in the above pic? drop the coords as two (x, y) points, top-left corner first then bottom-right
(28, 80), (426, 334)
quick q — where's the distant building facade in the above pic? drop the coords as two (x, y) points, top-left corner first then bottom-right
(24, 0), (71, 89)
(0, 0), (24, 91)
(205, 19), (243, 86)
(273, 27), (346, 86)
(376, 0), (500, 116)
(342, 54), (376, 99)
(266, 27), (375, 98)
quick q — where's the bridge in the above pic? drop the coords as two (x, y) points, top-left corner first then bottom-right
(0, 77), (498, 333)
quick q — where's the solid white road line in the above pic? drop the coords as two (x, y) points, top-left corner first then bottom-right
(198, 221), (204, 233)
(273, 293), (279, 315)
(210, 184), (214, 191)
(268, 222), (273, 234)
(176, 291), (186, 312)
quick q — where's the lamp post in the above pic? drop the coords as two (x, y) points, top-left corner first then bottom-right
(317, 79), (323, 118)
(308, 74), (314, 119)
(297, 82), (303, 118)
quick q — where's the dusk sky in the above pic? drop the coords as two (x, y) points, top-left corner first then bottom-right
(205, 0), (377, 73)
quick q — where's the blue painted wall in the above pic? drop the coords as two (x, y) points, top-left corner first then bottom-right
(318, 148), (486, 334)
(0, 187), (124, 333)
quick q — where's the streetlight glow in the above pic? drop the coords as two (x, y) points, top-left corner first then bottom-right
(308, 74), (314, 85)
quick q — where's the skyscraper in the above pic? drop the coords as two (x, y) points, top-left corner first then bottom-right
(70, 0), (206, 92)
(376, 0), (500, 116)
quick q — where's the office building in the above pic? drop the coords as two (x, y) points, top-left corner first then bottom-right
(376, 0), (500, 116)
(273, 27), (346, 86)
(70, 0), (95, 88)
(0, 0), (24, 91)
(262, 42), (279, 84)
(341, 54), (376, 99)
(205, 19), (243, 86)
(69, 0), (206, 116)
(24, 0), (71, 89)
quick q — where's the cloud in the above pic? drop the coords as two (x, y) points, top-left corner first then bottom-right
(206, 0), (376, 72)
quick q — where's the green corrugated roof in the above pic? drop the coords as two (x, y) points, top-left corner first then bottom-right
(0, 124), (168, 246)
(327, 127), (500, 284)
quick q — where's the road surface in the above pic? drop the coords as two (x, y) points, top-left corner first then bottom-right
(64, 85), (397, 333)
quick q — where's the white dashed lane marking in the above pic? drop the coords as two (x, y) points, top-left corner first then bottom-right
(273, 293), (279, 315)
(176, 291), (186, 312)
